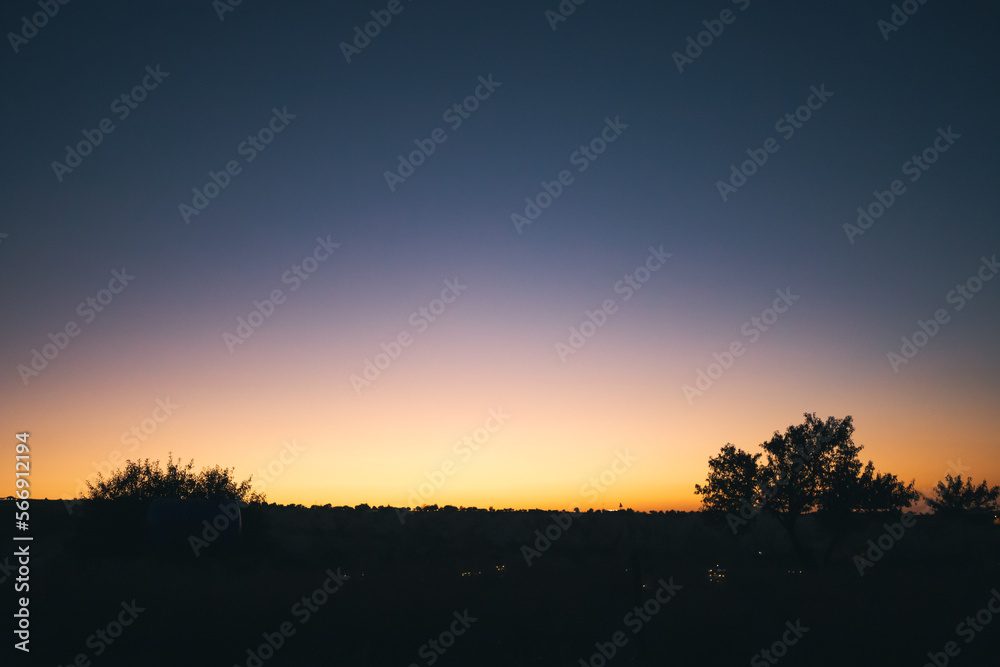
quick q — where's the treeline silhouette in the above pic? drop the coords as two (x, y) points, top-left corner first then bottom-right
(17, 412), (997, 665)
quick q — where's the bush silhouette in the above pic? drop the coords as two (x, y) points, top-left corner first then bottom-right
(76, 454), (264, 557)
(84, 453), (265, 504)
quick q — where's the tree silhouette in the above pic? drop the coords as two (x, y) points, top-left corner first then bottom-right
(695, 413), (919, 561)
(927, 474), (1000, 512)
(84, 453), (265, 505)
(694, 444), (761, 513)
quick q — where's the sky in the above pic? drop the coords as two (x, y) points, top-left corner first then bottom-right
(1, 0), (998, 511)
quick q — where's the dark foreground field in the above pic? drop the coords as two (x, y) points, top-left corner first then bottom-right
(4, 500), (999, 666)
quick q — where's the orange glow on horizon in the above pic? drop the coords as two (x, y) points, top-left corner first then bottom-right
(4, 299), (998, 512)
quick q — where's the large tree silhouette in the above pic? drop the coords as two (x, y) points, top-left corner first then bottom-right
(695, 413), (919, 560)
(927, 474), (1000, 512)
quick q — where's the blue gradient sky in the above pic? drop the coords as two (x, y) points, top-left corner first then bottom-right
(2, 0), (998, 509)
